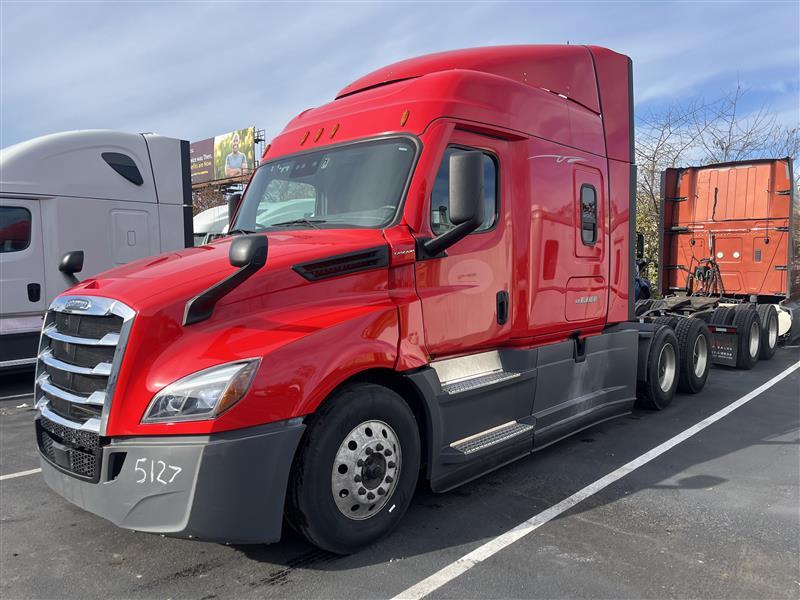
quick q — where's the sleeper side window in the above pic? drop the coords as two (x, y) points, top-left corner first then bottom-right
(580, 184), (597, 245)
(431, 146), (498, 235)
(0, 207), (32, 253)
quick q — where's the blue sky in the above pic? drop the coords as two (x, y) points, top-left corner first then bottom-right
(1, 1), (798, 148)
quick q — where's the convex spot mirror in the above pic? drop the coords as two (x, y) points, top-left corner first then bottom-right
(229, 234), (268, 268)
(423, 151), (484, 257)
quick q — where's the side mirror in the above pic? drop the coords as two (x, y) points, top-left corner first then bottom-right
(227, 192), (243, 228)
(59, 251), (84, 284)
(229, 234), (268, 268)
(422, 151), (484, 257)
(636, 232), (645, 261)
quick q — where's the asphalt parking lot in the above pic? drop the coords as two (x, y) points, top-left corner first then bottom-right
(1, 348), (798, 600)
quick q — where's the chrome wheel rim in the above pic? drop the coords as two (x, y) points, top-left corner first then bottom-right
(749, 321), (760, 358)
(658, 343), (677, 393)
(768, 316), (777, 349)
(693, 334), (708, 378)
(331, 420), (401, 520)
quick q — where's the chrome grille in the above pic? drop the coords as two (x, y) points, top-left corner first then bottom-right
(35, 296), (134, 480)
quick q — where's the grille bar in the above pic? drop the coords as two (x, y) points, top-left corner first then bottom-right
(38, 374), (106, 405)
(44, 325), (120, 346)
(40, 349), (112, 376)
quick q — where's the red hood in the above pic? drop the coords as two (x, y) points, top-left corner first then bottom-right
(69, 228), (389, 313)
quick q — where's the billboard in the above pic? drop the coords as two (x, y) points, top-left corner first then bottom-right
(190, 126), (255, 185)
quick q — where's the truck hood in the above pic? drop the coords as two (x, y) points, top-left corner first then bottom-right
(70, 228), (390, 314)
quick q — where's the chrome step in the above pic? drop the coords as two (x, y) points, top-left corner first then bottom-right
(450, 421), (534, 455)
(441, 370), (520, 395)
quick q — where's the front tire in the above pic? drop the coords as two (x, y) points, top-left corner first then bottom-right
(286, 383), (421, 554)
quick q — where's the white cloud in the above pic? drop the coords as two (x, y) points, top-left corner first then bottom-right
(1, 1), (797, 147)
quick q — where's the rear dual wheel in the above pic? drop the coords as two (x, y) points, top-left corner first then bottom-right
(286, 383), (420, 554)
(732, 308), (761, 370)
(755, 304), (778, 360)
(674, 318), (711, 394)
(637, 326), (679, 410)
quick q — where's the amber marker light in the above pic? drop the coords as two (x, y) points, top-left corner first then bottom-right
(300, 131), (310, 145)
(314, 128), (324, 142)
(329, 123), (340, 139)
(400, 110), (410, 126)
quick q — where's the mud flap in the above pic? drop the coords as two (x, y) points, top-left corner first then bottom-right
(708, 324), (738, 366)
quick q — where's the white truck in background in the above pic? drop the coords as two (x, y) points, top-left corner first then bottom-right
(0, 130), (194, 370)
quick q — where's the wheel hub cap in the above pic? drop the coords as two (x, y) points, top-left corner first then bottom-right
(331, 420), (401, 520)
(749, 321), (760, 358)
(658, 343), (677, 393)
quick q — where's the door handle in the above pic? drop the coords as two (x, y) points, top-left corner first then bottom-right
(27, 283), (41, 303)
(496, 291), (509, 325)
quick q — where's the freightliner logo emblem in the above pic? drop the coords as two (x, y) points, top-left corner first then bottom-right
(65, 298), (92, 312)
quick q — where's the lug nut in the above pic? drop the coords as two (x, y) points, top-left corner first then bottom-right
(384, 449), (392, 457)
(377, 487), (386, 496)
(385, 475), (393, 483)
(376, 443), (384, 451)
(356, 459), (364, 467)
(388, 461), (396, 468)
(365, 447), (374, 455)
(358, 487), (366, 495)
(354, 474), (362, 483)
(367, 492), (375, 500)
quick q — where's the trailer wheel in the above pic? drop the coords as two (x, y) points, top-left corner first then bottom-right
(756, 304), (778, 360)
(635, 299), (654, 316)
(636, 326), (679, 410)
(286, 383), (420, 554)
(709, 306), (735, 326)
(674, 318), (711, 394)
(732, 309), (761, 370)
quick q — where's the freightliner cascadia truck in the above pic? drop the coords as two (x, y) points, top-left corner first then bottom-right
(635, 157), (799, 368)
(36, 45), (741, 553)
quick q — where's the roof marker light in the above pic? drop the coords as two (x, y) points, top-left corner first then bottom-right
(330, 123), (340, 139)
(400, 110), (410, 127)
(314, 128), (324, 142)
(300, 131), (310, 145)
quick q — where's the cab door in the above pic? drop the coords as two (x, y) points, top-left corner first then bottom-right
(0, 198), (45, 316)
(414, 131), (512, 358)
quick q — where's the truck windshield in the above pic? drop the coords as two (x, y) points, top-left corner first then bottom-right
(234, 138), (416, 231)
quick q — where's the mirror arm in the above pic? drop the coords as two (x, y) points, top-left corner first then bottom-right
(420, 220), (481, 259)
(183, 263), (260, 326)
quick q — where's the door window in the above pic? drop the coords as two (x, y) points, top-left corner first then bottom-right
(0, 207), (32, 252)
(580, 184), (597, 245)
(431, 147), (498, 235)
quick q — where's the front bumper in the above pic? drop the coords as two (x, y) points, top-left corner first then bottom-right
(38, 418), (305, 544)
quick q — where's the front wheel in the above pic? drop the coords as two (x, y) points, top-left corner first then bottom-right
(286, 383), (421, 554)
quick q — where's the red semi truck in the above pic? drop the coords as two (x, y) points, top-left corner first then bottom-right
(635, 157), (799, 368)
(36, 46), (721, 553)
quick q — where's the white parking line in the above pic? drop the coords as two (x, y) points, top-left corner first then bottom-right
(0, 393), (33, 401)
(0, 468), (41, 481)
(394, 360), (800, 600)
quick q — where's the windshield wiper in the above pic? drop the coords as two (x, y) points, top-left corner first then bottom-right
(269, 218), (327, 229)
(227, 228), (256, 236)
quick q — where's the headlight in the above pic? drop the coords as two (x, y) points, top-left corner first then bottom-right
(142, 359), (260, 423)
